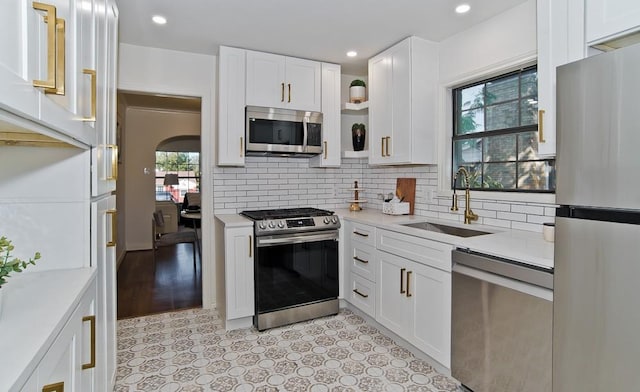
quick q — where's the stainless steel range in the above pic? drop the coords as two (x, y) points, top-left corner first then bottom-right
(240, 208), (340, 330)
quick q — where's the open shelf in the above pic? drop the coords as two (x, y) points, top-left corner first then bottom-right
(341, 101), (369, 114)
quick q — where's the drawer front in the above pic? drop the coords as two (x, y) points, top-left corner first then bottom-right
(348, 273), (376, 318)
(348, 221), (376, 247)
(377, 229), (453, 272)
(349, 244), (377, 282)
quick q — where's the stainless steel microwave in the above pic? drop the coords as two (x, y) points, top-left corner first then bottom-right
(245, 106), (323, 157)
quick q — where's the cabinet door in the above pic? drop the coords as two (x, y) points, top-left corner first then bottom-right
(409, 261), (451, 367)
(310, 62), (341, 167)
(376, 251), (411, 338)
(586, 0), (640, 44)
(368, 50), (392, 165)
(246, 51), (286, 109)
(0, 2), (40, 120)
(218, 46), (247, 166)
(386, 39), (412, 164)
(225, 227), (255, 319)
(91, 195), (116, 391)
(285, 57), (321, 111)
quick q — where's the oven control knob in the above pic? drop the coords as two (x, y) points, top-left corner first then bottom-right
(268, 221), (276, 229)
(323, 217), (330, 224)
(331, 216), (339, 224)
(258, 222), (266, 230)
(277, 221), (285, 228)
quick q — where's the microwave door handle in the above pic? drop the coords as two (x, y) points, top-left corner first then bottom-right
(302, 115), (308, 151)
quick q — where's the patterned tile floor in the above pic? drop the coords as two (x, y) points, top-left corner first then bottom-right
(115, 308), (460, 392)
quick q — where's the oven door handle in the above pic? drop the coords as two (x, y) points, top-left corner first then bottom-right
(257, 231), (338, 247)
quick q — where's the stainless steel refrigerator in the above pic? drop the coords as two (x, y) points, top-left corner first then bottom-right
(554, 43), (640, 391)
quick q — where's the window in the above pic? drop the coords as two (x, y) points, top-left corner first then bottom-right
(452, 66), (555, 192)
(155, 151), (200, 202)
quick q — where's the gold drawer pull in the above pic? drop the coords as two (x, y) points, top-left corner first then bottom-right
(249, 235), (252, 258)
(381, 137), (385, 157)
(323, 141), (327, 159)
(45, 17), (65, 95)
(42, 381), (64, 392)
(107, 209), (117, 247)
(353, 231), (368, 237)
(82, 69), (96, 121)
(406, 271), (413, 298)
(353, 289), (369, 298)
(106, 144), (118, 180)
(400, 268), (406, 294)
(385, 136), (390, 157)
(353, 256), (369, 264)
(32, 2), (57, 90)
(288, 83), (291, 103)
(82, 315), (96, 369)
(281, 83), (285, 102)
(240, 136), (244, 158)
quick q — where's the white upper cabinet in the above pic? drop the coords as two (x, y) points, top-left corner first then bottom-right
(585, 0), (640, 44)
(536, 0), (586, 157)
(368, 36), (438, 165)
(246, 50), (321, 112)
(310, 62), (341, 167)
(0, 0), (99, 146)
(218, 46), (247, 166)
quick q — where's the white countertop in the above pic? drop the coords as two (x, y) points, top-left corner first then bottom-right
(335, 209), (554, 270)
(215, 213), (253, 227)
(0, 268), (96, 391)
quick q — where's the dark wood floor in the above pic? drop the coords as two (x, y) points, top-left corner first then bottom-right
(117, 242), (202, 319)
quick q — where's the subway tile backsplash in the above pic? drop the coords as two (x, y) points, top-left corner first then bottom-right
(213, 157), (556, 232)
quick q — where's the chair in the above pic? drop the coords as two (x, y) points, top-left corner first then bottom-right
(153, 210), (197, 268)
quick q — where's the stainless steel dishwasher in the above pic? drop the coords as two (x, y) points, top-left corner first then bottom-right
(451, 248), (553, 392)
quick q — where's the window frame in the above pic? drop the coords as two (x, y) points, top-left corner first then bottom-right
(155, 151), (201, 203)
(451, 66), (555, 193)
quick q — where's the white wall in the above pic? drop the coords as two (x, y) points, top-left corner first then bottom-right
(122, 108), (200, 250)
(118, 44), (216, 308)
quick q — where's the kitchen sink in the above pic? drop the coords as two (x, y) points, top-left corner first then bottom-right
(400, 221), (491, 238)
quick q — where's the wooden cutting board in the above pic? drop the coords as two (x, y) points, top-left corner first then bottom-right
(396, 178), (416, 215)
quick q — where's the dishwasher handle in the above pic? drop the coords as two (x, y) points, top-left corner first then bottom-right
(452, 249), (553, 290)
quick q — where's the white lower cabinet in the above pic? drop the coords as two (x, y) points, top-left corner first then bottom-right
(20, 277), (97, 392)
(343, 220), (452, 368)
(215, 217), (255, 330)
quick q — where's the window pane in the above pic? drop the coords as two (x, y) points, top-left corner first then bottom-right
(484, 162), (516, 189)
(454, 164), (483, 189)
(483, 134), (516, 162)
(521, 69), (538, 97)
(454, 139), (482, 166)
(459, 84), (484, 110)
(486, 75), (518, 105)
(518, 131), (540, 160)
(520, 98), (538, 126)
(518, 161), (556, 191)
(457, 108), (484, 134)
(486, 101), (518, 131)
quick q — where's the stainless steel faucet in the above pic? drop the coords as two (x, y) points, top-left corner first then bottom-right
(451, 167), (479, 224)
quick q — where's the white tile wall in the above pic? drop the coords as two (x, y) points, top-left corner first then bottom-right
(213, 158), (556, 232)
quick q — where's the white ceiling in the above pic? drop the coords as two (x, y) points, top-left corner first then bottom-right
(116, 0), (529, 75)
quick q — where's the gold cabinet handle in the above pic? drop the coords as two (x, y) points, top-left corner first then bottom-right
(353, 289), (369, 298)
(400, 268), (406, 294)
(106, 209), (117, 247)
(32, 2), (57, 90)
(538, 109), (546, 143)
(82, 69), (96, 121)
(385, 136), (391, 157)
(281, 83), (285, 102)
(288, 83), (291, 103)
(353, 256), (369, 264)
(42, 382), (64, 392)
(406, 271), (413, 297)
(249, 235), (252, 258)
(82, 315), (96, 369)
(323, 141), (327, 159)
(106, 144), (118, 180)
(240, 136), (244, 158)
(45, 17), (65, 95)
(381, 137), (385, 157)
(353, 231), (368, 237)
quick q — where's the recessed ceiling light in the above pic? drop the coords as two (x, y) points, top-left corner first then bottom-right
(455, 4), (471, 14)
(152, 15), (167, 25)
(347, 51), (358, 57)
